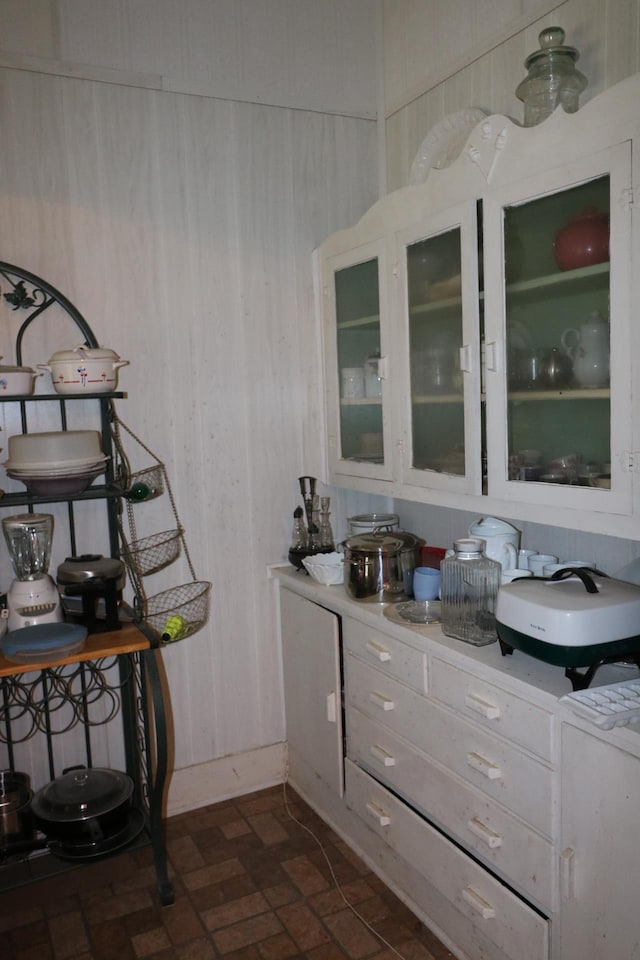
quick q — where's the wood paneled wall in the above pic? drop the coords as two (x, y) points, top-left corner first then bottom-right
(384, 0), (640, 190)
(0, 2), (381, 809)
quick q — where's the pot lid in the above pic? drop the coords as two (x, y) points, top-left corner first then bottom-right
(344, 531), (424, 555)
(46, 344), (121, 362)
(32, 767), (133, 821)
(57, 554), (125, 583)
(0, 357), (36, 373)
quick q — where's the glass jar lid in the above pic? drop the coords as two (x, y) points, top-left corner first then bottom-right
(452, 537), (485, 557)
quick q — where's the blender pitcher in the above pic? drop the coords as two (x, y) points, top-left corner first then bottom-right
(3, 513), (54, 580)
(2, 513), (62, 629)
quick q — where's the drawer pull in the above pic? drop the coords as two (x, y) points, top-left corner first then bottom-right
(370, 744), (396, 767)
(369, 691), (395, 711)
(467, 816), (503, 849)
(466, 751), (502, 780)
(365, 800), (391, 827)
(462, 885), (496, 920)
(326, 691), (337, 723)
(365, 640), (391, 662)
(560, 847), (575, 900)
(465, 692), (501, 720)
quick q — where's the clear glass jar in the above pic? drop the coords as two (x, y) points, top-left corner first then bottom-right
(515, 27), (587, 127)
(440, 538), (500, 646)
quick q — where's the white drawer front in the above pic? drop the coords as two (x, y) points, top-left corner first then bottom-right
(343, 616), (426, 692)
(346, 761), (549, 960)
(430, 656), (554, 762)
(346, 658), (554, 837)
(348, 706), (554, 912)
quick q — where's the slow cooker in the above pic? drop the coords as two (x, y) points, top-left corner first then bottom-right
(496, 567), (640, 688)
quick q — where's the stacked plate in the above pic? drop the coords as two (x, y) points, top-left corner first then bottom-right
(4, 430), (109, 496)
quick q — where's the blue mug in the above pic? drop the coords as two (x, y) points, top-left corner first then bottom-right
(412, 566), (440, 601)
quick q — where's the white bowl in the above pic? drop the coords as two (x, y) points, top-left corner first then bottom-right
(5, 455), (108, 475)
(301, 552), (345, 585)
(8, 430), (103, 466)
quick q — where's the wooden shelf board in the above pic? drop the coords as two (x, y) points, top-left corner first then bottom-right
(0, 622), (150, 677)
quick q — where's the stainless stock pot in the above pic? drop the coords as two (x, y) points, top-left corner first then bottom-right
(343, 530), (425, 602)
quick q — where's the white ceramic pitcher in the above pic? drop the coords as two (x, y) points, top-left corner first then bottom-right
(561, 312), (609, 388)
(468, 516), (520, 570)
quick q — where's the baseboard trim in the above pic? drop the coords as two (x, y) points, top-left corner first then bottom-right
(166, 742), (287, 817)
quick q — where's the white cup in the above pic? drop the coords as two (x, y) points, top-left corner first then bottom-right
(501, 568), (533, 584)
(544, 560), (595, 577)
(528, 553), (558, 576)
(341, 367), (365, 399)
(518, 549), (537, 570)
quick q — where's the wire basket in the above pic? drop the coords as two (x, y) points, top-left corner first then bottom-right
(126, 528), (182, 577)
(129, 464), (164, 501)
(141, 581), (212, 643)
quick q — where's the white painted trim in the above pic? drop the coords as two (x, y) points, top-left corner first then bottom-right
(166, 742), (287, 817)
(383, 0), (570, 119)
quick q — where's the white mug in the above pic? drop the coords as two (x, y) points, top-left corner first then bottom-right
(528, 553), (558, 576)
(518, 549), (537, 570)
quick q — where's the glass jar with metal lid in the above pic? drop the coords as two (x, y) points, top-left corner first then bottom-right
(440, 537), (500, 645)
(516, 26), (587, 127)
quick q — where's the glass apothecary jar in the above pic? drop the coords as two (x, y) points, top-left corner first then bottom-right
(516, 27), (587, 127)
(440, 538), (500, 646)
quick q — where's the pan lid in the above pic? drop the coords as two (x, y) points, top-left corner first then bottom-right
(57, 555), (124, 584)
(32, 767), (133, 821)
(344, 531), (424, 556)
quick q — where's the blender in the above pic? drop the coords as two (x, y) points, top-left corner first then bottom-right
(2, 513), (63, 630)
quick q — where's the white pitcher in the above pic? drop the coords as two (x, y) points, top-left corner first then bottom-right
(468, 516), (520, 570)
(561, 312), (609, 389)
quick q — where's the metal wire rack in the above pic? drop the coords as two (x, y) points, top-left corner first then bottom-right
(110, 414), (212, 644)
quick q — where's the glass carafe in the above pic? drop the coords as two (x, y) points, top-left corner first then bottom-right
(2, 513), (54, 581)
(440, 538), (500, 646)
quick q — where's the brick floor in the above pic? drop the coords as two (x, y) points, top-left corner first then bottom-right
(0, 786), (456, 960)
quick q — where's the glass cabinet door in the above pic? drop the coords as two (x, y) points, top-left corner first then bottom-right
(323, 239), (393, 481)
(483, 143), (632, 513)
(397, 203), (482, 494)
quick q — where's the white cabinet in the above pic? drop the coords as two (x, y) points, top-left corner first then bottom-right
(559, 723), (640, 960)
(279, 588), (344, 799)
(317, 75), (640, 538)
(276, 569), (640, 960)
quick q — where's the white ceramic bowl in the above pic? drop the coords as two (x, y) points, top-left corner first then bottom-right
(8, 430), (103, 467)
(301, 552), (345, 585)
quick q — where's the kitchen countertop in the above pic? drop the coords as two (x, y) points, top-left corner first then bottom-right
(272, 564), (640, 723)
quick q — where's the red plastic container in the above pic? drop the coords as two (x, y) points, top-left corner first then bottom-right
(419, 546), (447, 570)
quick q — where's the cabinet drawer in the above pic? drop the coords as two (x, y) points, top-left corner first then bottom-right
(346, 658), (553, 837)
(343, 616), (426, 692)
(348, 706), (554, 912)
(346, 760), (549, 960)
(430, 656), (554, 762)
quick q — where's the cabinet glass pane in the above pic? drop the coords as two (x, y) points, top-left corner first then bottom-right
(504, 175), (611, 490)
(407, 229), (464, 474)
(335, 258), (383, 462)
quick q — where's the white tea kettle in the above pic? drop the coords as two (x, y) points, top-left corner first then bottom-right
(468, 516), (520, 570)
